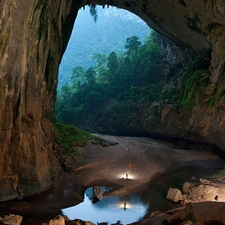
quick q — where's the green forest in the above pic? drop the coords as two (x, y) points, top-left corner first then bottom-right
(58, 6), (150, 88)
(56, 31), (164, 134)
(56, 23), (212, 137)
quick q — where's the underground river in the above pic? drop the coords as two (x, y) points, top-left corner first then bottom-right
(0, 135), (224, 224)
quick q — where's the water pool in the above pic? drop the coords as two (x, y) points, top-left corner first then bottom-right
(62, 165), (220, 224)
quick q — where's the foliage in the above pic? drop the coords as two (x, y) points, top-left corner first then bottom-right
(56, 31), (163, 133)
(89, 5), (98, 22)
(180, 69), (209, 109)
(53, 123), (95, 156)
(58, 6), (150, 88)
(159, 54), (211, 110)
(207, 70), (225, 107)
(213, 165), (225, 179)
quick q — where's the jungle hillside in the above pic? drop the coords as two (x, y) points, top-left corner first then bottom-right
(56, 7), (211, 136)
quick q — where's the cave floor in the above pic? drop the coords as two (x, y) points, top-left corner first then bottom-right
(0, 135), (224, 223)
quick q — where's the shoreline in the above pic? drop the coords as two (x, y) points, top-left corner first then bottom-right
(0, 135), (224, 224)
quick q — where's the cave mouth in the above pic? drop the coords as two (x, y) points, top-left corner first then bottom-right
(56, 5), (160, 136)
(1, 0), (225, 205)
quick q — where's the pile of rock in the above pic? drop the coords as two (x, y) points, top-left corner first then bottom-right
(43, 215), (95, 225)
(161, 202), (225, 225)
(166, 178), (225, 206)
(132, 201), (225, 225)
(0, 214), (23, 225)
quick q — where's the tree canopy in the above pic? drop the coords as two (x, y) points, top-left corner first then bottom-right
(56, 31), (163, 134)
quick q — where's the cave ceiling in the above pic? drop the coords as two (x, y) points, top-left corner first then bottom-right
(80, 0), (224, 52)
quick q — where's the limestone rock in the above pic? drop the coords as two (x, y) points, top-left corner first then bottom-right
(130, 202), (225, 225)
(46, 216), (95, 225)
(151, 211), (164, 217)
(93, 186), (103, 200)
(48, 216), (65, 225)
(182, 182), (194, 194)
(0, 214), (23, 225)
(166, 188), (184, 202)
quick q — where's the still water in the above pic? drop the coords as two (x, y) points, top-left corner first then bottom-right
(62, 165), (221, 225)
(63, 187), (147, 224)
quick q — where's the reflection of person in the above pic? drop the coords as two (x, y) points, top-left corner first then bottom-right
(215, 195), (218, 202)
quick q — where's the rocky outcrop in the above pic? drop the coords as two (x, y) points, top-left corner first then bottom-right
(43, 216), (95, 225)
(167, 188), (184, 203)
(0, 0), (225, 201)
(131, 202), (225, 225)
(0, 0), (81, 201)
(0, 214), (23, 225)
(166, 178), (225, 205)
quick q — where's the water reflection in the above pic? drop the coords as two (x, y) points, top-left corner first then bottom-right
(0, 164), (222, 225)
(62, 187), (148, 224)
(62, 165), (222, 224)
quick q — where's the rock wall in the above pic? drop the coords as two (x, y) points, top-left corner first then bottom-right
(0, 0), (225, 201)
(144, 23), (225, 150)
(0, 0), (81, 201)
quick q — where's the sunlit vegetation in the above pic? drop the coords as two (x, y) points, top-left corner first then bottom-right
(58, 6), (150, 88)
(53, 123), (95, 156)
(159, 54), (211, 109)
(56, 31), (163, 133)
(213, 165), (225, 179)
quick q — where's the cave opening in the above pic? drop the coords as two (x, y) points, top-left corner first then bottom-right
(1, 1), (225, 216)
(56, 5), (163, 136)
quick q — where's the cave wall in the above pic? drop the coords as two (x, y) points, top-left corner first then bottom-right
(0, 0), (80, 201)
(0, 0), (225, 201)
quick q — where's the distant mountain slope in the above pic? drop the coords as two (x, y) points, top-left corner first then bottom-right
(58, 6), (150, 88)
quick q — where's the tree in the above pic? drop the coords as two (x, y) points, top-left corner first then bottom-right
(56, 31), (165, 134)
(125, 36), (141, 56)
(107, 51), (119, 81)
(84, 67), (96, 87)
(71, 66), (85, 90)
(92, 53), (107, 68)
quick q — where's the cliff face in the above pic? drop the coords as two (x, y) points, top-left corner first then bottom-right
(0, 0), (225, 201)
(0, 0), (80, 201)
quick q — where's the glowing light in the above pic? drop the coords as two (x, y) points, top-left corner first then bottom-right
(117, 202), (133, 209)
(116, 171), (137, 180)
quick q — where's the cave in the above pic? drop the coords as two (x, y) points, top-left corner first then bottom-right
(0, 0), (225, 201)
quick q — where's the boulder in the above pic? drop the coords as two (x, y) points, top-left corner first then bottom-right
(48, 215), (65, 225)
(182, 182), (194, 194)
(151, 211), (164, 217)
(185, 202), (225, 224)
(166, 188), (184, 202)
(93, 186), (104, 200)
(180, 220), (193, 225)
(0, 214), (23, 225)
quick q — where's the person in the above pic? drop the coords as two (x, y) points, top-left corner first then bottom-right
(124, 202), (126, 210)
(126, 148), (130, 155)
(215, 195), (218, 202)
